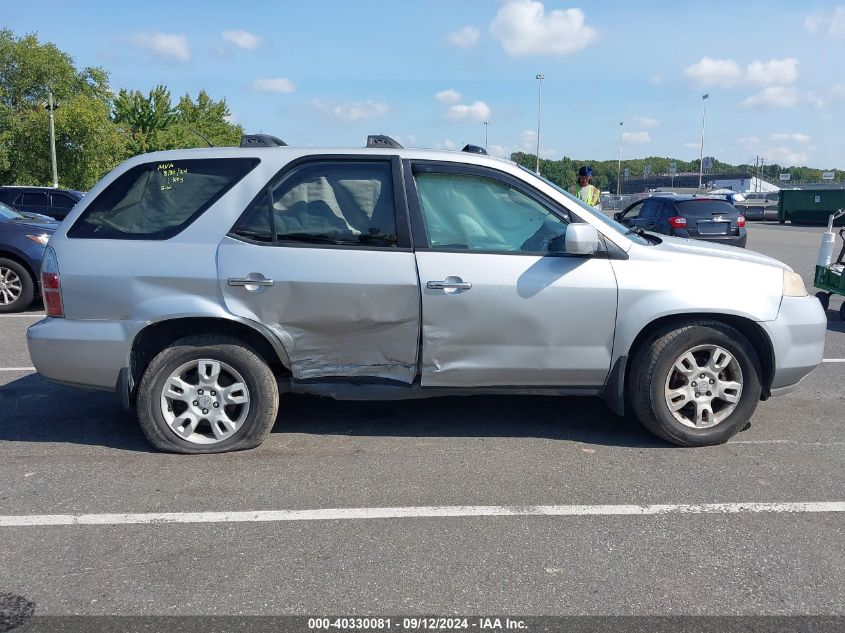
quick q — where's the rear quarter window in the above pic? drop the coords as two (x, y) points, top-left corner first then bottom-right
(68, 158), (259, 240)
(676, 200), (738, 218)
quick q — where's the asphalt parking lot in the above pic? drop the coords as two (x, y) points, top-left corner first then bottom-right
(0, 221), (843, 617)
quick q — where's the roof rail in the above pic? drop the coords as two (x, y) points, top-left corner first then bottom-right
(367, 135), (403, 149)
(462, 144), (487, 155)
(240, 134), (287, 148)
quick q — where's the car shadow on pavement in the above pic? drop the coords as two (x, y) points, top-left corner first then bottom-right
(0, 374), (154, 452)
(277, 393), (668, 448)
(0, 374), (669, 451)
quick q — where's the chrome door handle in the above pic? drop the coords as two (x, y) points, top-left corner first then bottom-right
(427, 280), (472, 290)
(228, 276), (274, 287)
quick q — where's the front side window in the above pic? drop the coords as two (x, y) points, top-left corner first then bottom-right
(68, 158), (258, 240)
(51, 194), (76, 209)
(414, 172), (569, 254)
(232, 160), (398, 247)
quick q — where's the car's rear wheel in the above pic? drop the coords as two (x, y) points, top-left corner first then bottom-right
(628, 321), (762, 446)
(0, 258), (34, 313)
(136, 334), (279, 454)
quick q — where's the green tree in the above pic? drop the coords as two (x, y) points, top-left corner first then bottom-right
(112, 84), (177, 155)
(0, 29), (122, 189)
(161, 90), (243, 148)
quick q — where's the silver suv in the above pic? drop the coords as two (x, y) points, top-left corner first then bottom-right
(27, 135), (826, 453)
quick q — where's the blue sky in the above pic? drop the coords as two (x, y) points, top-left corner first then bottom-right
(4, 0), (844, 167)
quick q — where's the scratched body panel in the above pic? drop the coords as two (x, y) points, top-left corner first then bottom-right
(217, 237), (420, 382)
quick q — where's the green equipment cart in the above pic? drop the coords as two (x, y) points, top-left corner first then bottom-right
(814, 209), (845, 319)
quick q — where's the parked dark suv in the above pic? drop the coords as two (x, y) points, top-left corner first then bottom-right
(615, 195), (747, 248)
(0, 186), (84, 221)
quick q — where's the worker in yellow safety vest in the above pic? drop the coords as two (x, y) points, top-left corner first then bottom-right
(571, 165), (602, 210)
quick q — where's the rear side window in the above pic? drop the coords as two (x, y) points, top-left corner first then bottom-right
(68, 158), (259, 240)
(22, 192), (50, 206)
(231, 160), (398, 247)
(676, 200), (738, 218)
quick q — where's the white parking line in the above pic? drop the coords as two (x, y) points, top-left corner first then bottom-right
(0, 367), (35, 372)
(0, 313), (43, 318)
(823, 358), (845, 363)
(0, 502), (842, 528)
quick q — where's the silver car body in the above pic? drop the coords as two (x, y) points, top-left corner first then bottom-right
(28, 146), (826, 411)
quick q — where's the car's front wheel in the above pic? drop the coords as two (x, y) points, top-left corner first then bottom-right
(628, 321), (762, 446)
(0, 258), (35, 313)
(136, 334), (279, 454)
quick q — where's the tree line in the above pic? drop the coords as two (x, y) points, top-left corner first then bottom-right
(1, 29), (841, 193)
(0, 29), (242, 190)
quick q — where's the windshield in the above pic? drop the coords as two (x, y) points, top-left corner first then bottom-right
(516, 165), (649, 245)
(0, 202), (23, 220)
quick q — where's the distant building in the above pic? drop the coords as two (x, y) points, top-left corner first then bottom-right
(620, 172), (751, 194)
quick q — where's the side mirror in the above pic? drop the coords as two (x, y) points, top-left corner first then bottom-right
(613, 212), (623, 221)
(565, 224), (600, 255)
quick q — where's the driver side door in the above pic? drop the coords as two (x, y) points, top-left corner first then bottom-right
(407, 161), (618, 388)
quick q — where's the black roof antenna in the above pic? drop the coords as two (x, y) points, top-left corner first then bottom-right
(240, 134), (288, 147)
(462, 144), (487, 155)
(367, 135), (403, 149)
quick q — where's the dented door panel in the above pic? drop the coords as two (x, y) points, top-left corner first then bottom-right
(218, 237), (420, 382)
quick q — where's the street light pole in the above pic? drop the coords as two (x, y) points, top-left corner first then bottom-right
(616, 121), (623, 196)
(698, 93), (709, 189)
(47, 88), (59, 188)
(535, 73), (545, 174)
(483, 120), (488, 151)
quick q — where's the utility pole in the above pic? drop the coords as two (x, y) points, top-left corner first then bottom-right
(535, 74), (545, 174)
(483, 120), (488, 151)
(698, 93), (709, 189)
(47, 88), (59, 188)
(616, 121), (623, 196)
(754, 156), (759, 192)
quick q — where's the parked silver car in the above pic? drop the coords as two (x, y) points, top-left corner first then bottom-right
(27, 136), (826, 453)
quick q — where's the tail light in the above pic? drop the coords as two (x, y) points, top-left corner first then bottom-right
(41, 246), (63, 318)
(736, 215), (746, 228)
(668, 216), (687, 229)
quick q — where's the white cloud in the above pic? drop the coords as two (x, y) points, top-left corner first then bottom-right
(312, 99), (390, 121)
(447, 26), (480, 49)
(222, 30), (261, 50)
(489, 1), (598, 57)
(742, 86), (800, 108)
(684, 57), (742, 88)
(648, 74), (664, 85)
(806, 91), (826, 109)
(833, 83), (845, 98)
(252, 78), (296, 93)
(434, 139), (457, 150)
(622, 131), (651, 145)
(631, 116), (659, 129)
(766, 146), (809, 165)
(434, 89), (462, 104)
(805, 6), (845, 37)
(772, 133), (812, 144)
(446, 100), (491, 122)
(746, 58), (799, 86)
(130, 32), (190, 61)
(488, 144), (509, 158)
(738, 136), (760, 147)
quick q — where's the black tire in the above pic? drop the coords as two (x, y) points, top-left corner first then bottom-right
(0, 258), (35, 313)
(136, 334), (279, 454)
(816, 291), (831, 311)
(628, 320), (762, 447)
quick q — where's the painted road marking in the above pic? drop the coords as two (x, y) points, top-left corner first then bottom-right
(0, 502), (842, 528)
(823, 358), (845, 363)
(0, 367), (35, 372)
(0, 314), (43, 318)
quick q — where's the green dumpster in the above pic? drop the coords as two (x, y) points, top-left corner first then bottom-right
(778, 189), (845, 225)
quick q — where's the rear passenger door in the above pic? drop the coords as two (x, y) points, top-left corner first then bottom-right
(18, 192), (51, 216)
(218, 156), (421, 383)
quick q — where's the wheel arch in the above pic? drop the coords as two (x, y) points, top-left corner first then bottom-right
(611, 313), (776, 414)
(129, 316), (291, 400)
(0, 250), (38, 288)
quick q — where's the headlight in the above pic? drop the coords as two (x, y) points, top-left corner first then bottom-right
(25, 233), (50, 245)
(783, 271), (808, 297)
